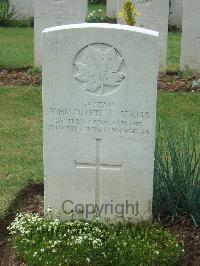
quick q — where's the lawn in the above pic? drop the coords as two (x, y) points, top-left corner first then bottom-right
(167, 32), (182, 73)
(0, 27), (181, 71)
(0, 27), (33, 68)
(0, 87), (42, 218)
(0, 86), (199, 219)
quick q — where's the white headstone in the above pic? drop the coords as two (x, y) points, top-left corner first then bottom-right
(34, 0), (86, 66)
(117, 0), (169, 73)
(10, 0), (33, 19)
(10, 0), (88, 20)
(169, 0), (183, 30)
(43, 24), (158, 222)
(106, 0), (117, 18)
(180, 0), (200, 74)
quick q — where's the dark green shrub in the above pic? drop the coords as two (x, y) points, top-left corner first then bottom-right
(0, 0), (15, 26)
(154, 126), (200, 226)
(8, 213), (183, 265)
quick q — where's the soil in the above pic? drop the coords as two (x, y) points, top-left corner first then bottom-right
(0, 68), (41, 87)
(158, 75), (200, 93)
(0, 184), (199, 266)
(0, 68), (200, 92)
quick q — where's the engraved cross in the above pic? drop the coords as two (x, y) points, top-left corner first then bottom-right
(74, 139), (123, 206)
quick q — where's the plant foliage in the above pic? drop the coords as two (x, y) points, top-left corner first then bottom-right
(8, 213), (183, 265)
(0, 0), (15, 26)
(118, 0), (140, 26)
(154, 125), (200, 226)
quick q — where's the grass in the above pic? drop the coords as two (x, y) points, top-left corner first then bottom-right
(0, 86), (199, 219)
(0, 28), (181, 70)
(0, 86), (42, 218)
(157, 91), (200, 132)
(0, 27), (33, 68)
(167, 32), (182, 73)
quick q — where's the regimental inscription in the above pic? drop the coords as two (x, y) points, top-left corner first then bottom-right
(74, 139), (123, 206)
(73, 44), (126, 96)
(48, 101), (151, 136)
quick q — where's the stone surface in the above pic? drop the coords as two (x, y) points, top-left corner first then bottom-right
(106, 0), (117, 18)
(43, 23), (159, 222)
(34, 0), (86, 66)
(169, 0), (183, 29)
(10, 0), (33, 18)
(117, 0), (169, 73)
(180, 0), (200, 74)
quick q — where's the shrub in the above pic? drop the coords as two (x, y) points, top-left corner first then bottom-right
(0, 0), (15, 26)
(87, 9), (105, 23)
(118, 0), (140, 26)
(154, 126), (200, 226)
(8, 213), (183, 265)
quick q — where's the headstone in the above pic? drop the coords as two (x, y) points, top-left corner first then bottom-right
(106, 0), (117, 18)
(180, 0), (200, 74)
(10, 0), (33, 19)
(169, 0), (183, 30)
(117, 0), (169, 73)
(43, 24), (159, 222)
(34, 0), (86, 66)
(10, 0), (88, 20)
(85, 0), (88, 17)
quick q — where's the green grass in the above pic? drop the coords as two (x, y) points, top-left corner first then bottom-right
(157, 91), (200, 132)
(0, 28), (181, 70)
(167, 32), (182, 73)
(0, 86), (42, 218)
(0, 27), (34, 68)
(0, 86), (199, 219)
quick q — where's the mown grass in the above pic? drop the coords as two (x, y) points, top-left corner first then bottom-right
(0, 86), (199, 219)
(0, 86), (42, 218)
(167, 32), (182, 73)
(0, 27), (33, 68)
(157, 91), (200, 132)
(0, 28), (181, 70)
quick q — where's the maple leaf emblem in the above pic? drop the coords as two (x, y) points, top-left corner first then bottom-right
(74, 45), (125, 95)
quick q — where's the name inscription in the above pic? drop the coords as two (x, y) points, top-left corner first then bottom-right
(47, 101), (151, 135)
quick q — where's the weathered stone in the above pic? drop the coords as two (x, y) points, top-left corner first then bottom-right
(169, 0), (183, 30)
(10, 0), (33, 18)
(180, 0), (200, 74)
(43, 24), (159, 222)
(106, 0), (117, 18)
(34, 0), (86, 66)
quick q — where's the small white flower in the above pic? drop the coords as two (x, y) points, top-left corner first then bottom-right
(86, 257), (90, 263)
(33, 252), (37, 257)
